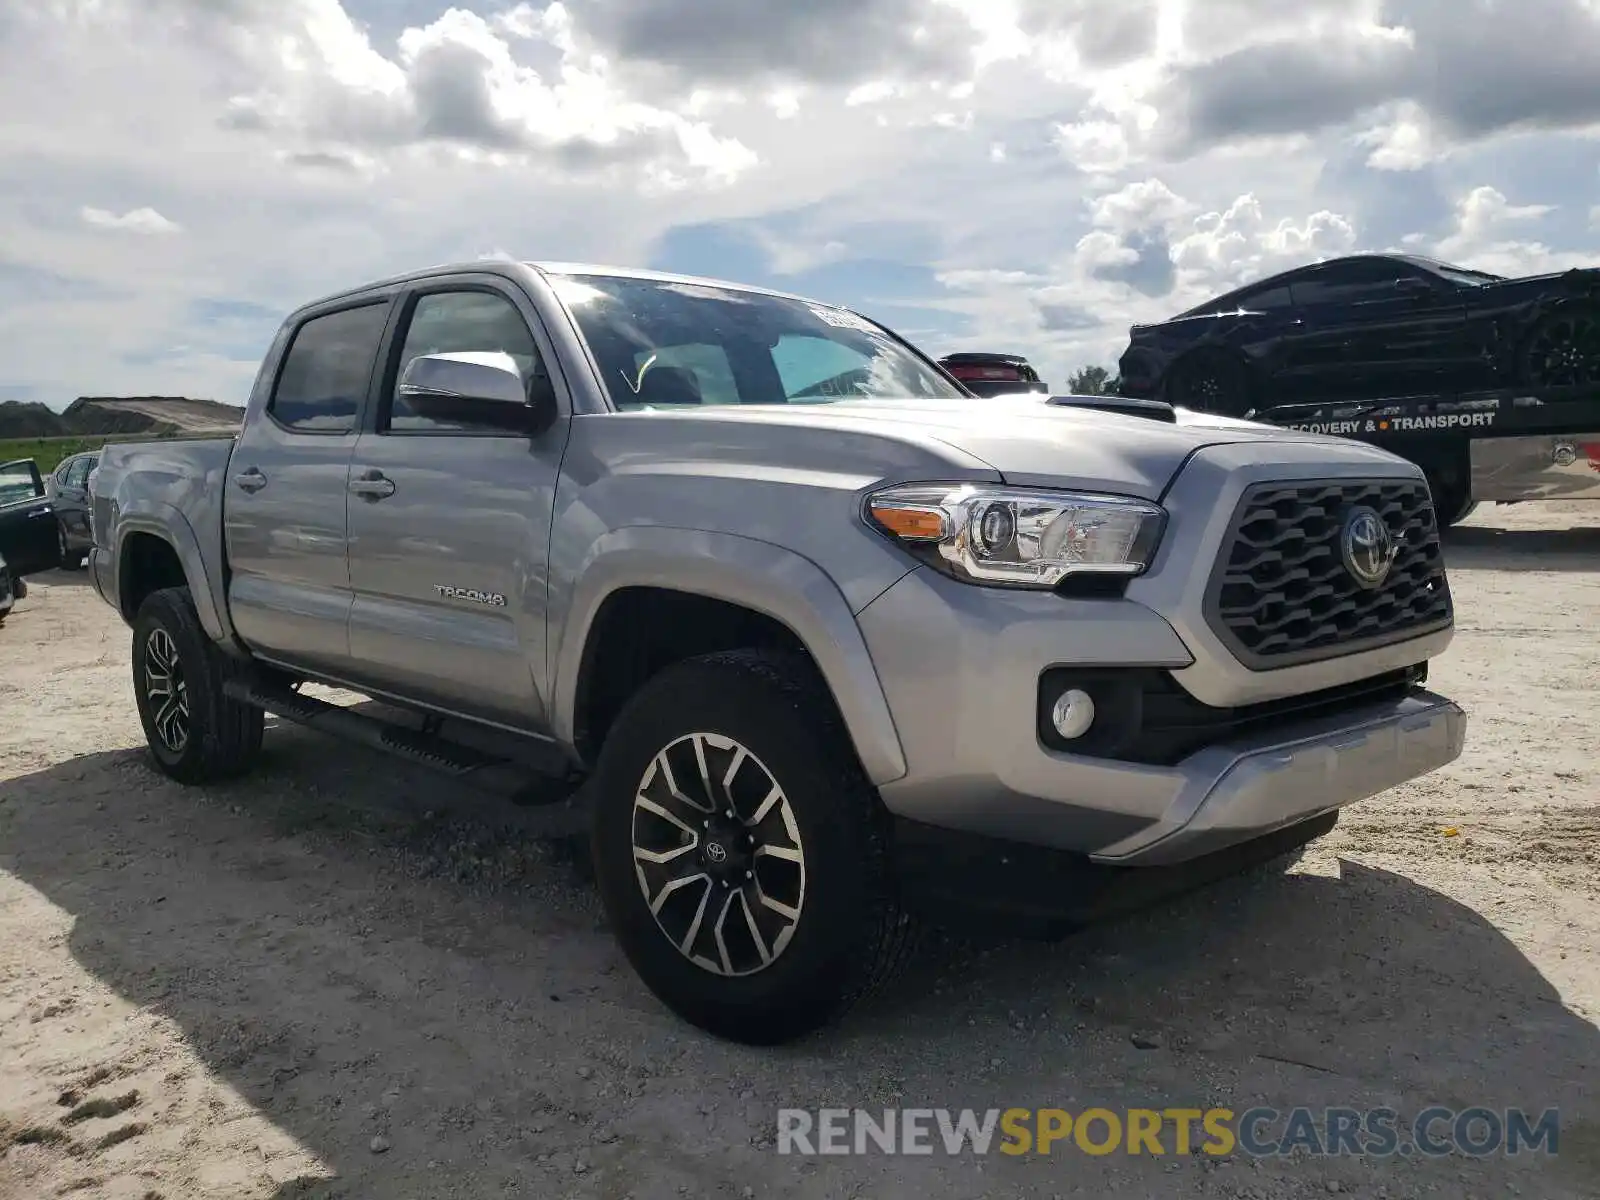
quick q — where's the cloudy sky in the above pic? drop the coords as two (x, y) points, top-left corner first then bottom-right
(3, 0), (1599, 407)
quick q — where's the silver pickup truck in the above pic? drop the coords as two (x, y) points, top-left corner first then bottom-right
(88, 260), (1467, 1044)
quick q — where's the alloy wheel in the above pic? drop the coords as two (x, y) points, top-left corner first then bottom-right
(1526, 310), (1600, 388)
(143, 627), (190, 754)
(630, 732), (806, 978)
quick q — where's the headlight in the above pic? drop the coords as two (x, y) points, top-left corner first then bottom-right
(864, 482), (1165, 589)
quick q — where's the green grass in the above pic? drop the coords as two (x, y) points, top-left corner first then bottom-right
(0, 432), (187, 474)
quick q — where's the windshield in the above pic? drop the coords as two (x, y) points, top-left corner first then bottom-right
(1405, 256), (1504, 285)
(547, 273), (967, 411)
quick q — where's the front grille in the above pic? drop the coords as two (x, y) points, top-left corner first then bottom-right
(1206, 479), (1451, 669)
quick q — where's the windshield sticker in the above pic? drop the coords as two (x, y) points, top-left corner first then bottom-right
(808, 305), (876, 333)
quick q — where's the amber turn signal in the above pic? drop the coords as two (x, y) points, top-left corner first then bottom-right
(868, 502), (948, 542)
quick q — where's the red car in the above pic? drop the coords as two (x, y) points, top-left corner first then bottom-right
(937, 352), (1049, 397)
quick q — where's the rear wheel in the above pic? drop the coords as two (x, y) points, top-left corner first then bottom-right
(1519, 304), (1600, 388)
(132, 587), (264, 784)
(1164, 350), (1254, 416)
(590, 649), (916, 1045)
(56, 523), (85, 570)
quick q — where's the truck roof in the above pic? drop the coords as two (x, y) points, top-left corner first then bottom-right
(289, 260), (845, 320)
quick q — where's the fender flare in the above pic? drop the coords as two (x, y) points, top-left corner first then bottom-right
(113, 503), (234, 644)
(549, 525), (908, 786)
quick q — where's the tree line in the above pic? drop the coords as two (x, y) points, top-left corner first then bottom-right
(1065, 366), (1122, 396)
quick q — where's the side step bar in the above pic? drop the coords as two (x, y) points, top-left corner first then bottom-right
(222, 676), (587, 817)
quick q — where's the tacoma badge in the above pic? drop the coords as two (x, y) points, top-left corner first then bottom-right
(435, 585), (508, 607)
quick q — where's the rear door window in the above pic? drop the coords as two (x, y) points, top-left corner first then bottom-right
(268, 303), (390, 433)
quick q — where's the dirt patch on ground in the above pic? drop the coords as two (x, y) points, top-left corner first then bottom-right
(1, 503), (1597, 1199)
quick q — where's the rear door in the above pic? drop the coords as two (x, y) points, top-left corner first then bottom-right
(343, 275), (572, 730)
(52, 454), (95, 548)
(223, 299), (391, 675)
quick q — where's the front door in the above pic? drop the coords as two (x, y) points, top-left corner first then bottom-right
(344, 280), (571, 731)
(0, 459), (58, 575)
(223, 299), (392, 675)
(1284, 260), (1468, 401)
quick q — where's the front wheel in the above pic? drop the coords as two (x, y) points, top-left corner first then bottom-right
(132, 586), (264, 784)
(1424, 471), (1476, 528)
(590, 650), (916, 1045)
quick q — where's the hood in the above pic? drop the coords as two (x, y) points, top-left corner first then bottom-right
(645, 394), (1375, 501)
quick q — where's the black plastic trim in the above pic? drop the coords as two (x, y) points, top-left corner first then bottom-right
(1036, 663), (1426, 766)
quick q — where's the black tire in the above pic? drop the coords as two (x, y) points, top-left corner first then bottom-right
(1164, 350), (1254, 416)
(56, 523), (85, 570)
(132, 586), (264, 785)
(1517, 304), (1600, 389)
(590, 649), (916, 1045)
(1424, 471), (1475, 528)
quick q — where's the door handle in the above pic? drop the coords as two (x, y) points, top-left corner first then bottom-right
(234, 467), (268, 494)
(28, 507), (53, 519)
(349, 470), (396, 500)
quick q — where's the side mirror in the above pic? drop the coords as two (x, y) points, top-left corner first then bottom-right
(397, 351), (558, 435)
(400, 351), (529, 405)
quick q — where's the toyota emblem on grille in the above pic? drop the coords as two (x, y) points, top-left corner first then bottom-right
(1341, 506), (1399, 589)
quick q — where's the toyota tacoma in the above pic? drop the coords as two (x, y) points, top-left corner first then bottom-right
(87, 260), (1467, 1045)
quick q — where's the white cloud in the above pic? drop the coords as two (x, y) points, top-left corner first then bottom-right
(1354, 101), (1439, 170)
(1088, 177), (1193, 233)
(80, 206), (182, 234)
(2, 0), (1598, 406)
(1430, 185), (1594, 277)
(1054, 119), (1133, 174)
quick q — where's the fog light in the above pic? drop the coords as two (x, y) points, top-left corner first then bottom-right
(1050, 688), (1096, 740)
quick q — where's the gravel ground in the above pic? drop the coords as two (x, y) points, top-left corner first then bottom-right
(1, 502), (1596, 1200)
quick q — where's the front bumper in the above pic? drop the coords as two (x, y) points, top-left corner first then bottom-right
(856, 565), (1466, 867)
(1088, 687), (1463, 865)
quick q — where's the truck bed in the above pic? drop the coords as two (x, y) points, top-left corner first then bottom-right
(89, 435), (237, 624)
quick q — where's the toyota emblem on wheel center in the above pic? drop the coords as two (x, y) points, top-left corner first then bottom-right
(1340, 505), (1399, 589)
